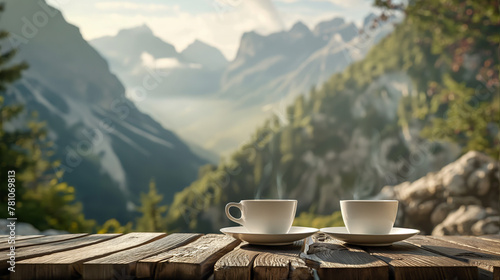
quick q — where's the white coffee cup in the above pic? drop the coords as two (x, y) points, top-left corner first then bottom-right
(340, 200), (398, 234)
(225, 199), (297, 234)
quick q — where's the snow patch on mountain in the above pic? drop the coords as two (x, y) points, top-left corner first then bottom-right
(117, 119), (174, 149)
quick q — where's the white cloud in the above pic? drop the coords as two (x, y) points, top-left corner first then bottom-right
(127, 3), (280, 59)
(95, 2), (179, 12)
(48, 0), (374, 60)
(313, 0), (371, 8)
(141, 52), (201, 69)
(50, 0), (285, 60)
(243, 0), (285, 31)
(278, 0), (378, 29)
(279, 10), (343, 30)
(141, 52), (180, 69)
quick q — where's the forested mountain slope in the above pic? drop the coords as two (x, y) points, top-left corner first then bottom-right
(1, 0), (206, 223)
(165, 0), (499, 233)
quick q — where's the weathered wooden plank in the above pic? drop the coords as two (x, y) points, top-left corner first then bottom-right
(137, 234), (240, 280)
(13, 235), (43, 240)
(478, 235), (500, 244)
(154, 234), (240, 280)
(406, 235), (500, 280)
(214, 243), (263, 280)
(14, 232), (165, 280)
(214, 239), (306, 280)
(481, 235), (500, 241)
(82, 233), (202, 280)
(0, 234), (118, 272)
(434, 236), (500, 256)
(252, 240), (313, 280)
(253, 251), (291, 280)
(0, 234), (88, 251)
(301, 233), (388, 280)
(362, 240), (478, 280)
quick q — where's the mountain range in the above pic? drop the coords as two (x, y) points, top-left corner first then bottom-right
(91, 25), (228, 98)
(1, 0), (494, 233)
(90, 15), (395, 155)
(1, 0), (206, 223)
(163, 6), (485, 233)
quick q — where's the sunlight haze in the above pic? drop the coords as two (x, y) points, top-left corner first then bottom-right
(46, 0), (375, 59)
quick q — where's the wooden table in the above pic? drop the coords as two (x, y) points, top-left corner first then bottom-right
(1, 233), (499, 279)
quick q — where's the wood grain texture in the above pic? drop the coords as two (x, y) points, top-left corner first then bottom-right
(253, 240), (313, 280)
(302, 233), (388, 280)
(14, 232), (164, 280)
(0, 234), (87, 251)
(478, 235), (500, 244)
(363, 241), (478, 280)
(4, 233), (499, 280)
(406, 235), (500, 280)
(15, 235), (43, 240)
(137, 234), (239, 280)
(0, 234), (118, 271)
(214, 243), (261, 280)
(437, 236), (500, 256)
(82, 233), (202, 280)
(482, 235), (500, 240)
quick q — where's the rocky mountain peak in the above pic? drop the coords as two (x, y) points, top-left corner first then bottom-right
(185, 39), (206, 48)
(234, 31), (263, 59)
(181, 39), (228, 69)
(91, 23), (178, 64)
(363, 13), (378, 27)
(1, 0), (206, 223)
(313, 17), (346, 36)
(289, 21), (311, 36)
(117, 23), (154, 37)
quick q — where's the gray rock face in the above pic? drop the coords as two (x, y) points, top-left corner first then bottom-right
(376, 151), (500, 235)
(0, 220), (40, 235)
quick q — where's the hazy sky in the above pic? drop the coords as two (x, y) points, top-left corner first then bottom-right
(47, 0), (376, 60)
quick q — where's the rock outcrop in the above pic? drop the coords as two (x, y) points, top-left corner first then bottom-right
(376, 151), (500, 235)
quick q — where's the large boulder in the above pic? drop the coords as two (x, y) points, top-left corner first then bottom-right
(375, 151), (500, 235)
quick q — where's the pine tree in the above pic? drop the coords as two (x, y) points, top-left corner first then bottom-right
(375, 0), (500, 158)
(97, 218), (133, 234)
(136, 179), (168, 232)
(0, 5), (28, 92)
(293, 95), (305, 125)
(14, 116), (96, 232)
(0, 3), (29, 209)
(0, 3), (95, 232)
(421, 76), (500, 158)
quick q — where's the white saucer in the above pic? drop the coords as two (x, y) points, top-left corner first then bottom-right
(220, 226), (319, 245)
(320, 227), (420, 246)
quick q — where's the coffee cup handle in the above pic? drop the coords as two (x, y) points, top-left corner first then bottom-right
(225, 202), (244, 226)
